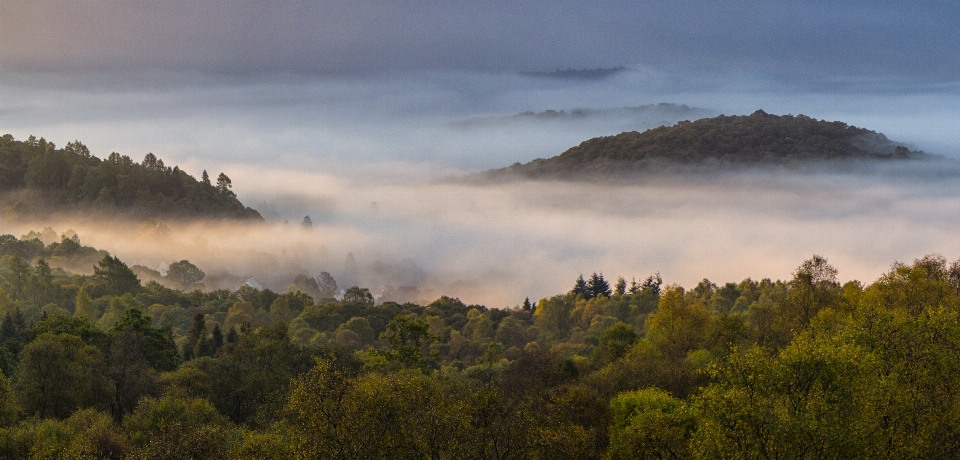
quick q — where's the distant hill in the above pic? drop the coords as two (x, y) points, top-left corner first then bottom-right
(0, 134), (262, 220)
(482, 110), (931, 180)
(449, 103), (715, 130)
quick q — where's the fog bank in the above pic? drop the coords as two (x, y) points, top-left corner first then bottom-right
(7, 160), (960, 307)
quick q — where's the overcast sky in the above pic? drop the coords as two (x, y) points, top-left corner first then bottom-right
(3, 0), (959, 80)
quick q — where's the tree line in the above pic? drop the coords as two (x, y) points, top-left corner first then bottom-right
(0, 232), (958, 458)
(0, 134), (261, 220)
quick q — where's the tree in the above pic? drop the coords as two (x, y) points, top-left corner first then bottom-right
(376, 316), (438, 371)
(125, 396), (236, 459)
(591, 322), (638, 368)
(3, 255), (30, 301)
(318, 272), (339, 300)
(106, 327), (159, 421)
(573, 275), (589, 298)
(166, 260), (205, 289)
(216, 172), (235, 197)
(786, 255), (839, 327)
(93, 255), (140, 295)
(343, 286), (374, 307)
(74, 286), (95, 320)
(111, 308), (179, 372)
(588, 272), (612, 299)
(201, 170), (210, 186)
(16, 332), (104, 419)
(614, 277), (627, 296)
(184, 313), (206, 361)
(609, 388), (696, 460)
(302, 216), (312, 229)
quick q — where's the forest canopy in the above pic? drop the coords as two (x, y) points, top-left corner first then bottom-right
(0, 134), (262, 220)
(486, 110), (931, 180)
(0, 231), (957, 458)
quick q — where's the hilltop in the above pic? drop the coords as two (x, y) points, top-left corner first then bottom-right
(483, 110), (930, 180)
(0, 134), (262, 220)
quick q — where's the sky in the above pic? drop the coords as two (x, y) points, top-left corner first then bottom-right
(2, 1), (960, 306)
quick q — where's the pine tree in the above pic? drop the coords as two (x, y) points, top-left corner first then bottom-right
(573, 275), (590, 299)
(615, 277), (627, 296)
(588, 272), (612, 299)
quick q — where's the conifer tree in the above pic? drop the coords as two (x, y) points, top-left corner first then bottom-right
(588, 272), (612, 298)
(615, 277), (627, 296)
(573, 275), (590, 299)
(74, 286), (95, 320)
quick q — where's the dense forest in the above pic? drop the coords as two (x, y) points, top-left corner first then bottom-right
(0, 134), (262, 220)
(488, 110), (930, 180)
(0, 231), (957, 458)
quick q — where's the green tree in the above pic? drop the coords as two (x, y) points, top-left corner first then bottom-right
(215, 172), (235, 197)
(124, 396), (236, 459)
(93, 255), (140, 296)
(785, 255), (840, 327)
(2, 256), (30, 302)
(375, 316), (438, 371)
(609, 388), (696, 460)
(15, 332), (105, 419)
(165, 259), (205, 289)
(589, 272), (612, 299)
(73, 286), (95, 320)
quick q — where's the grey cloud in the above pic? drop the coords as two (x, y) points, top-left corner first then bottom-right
(2, 1), (959, 80)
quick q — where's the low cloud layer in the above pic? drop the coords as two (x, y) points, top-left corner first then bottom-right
(10, 160), (960, 307)
(3, 70), (960, 307)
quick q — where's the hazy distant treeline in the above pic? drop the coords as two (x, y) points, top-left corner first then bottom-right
(0, 134), (261, 220)
(0, 233), (957, 458)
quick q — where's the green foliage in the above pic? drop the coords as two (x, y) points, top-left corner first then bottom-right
(2, 226), (960, 459)
(165, 260), (205, 290)
(124, 396), (237, 459)
(0, 134), (262, 219)
(15, 332), (105, 419)
(374, 316), (439, 371)
(93, 255), (141, 296)
(502, 111), (928, 179)
(609, 388), (696, 460)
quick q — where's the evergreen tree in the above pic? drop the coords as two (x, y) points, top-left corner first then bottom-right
(93, 255), (141, 295)
(211, 324), (224, 355)
(573, 275), (590, 299)
(615, 277), (627, 296)
(588, 272), (612, 298)
(184, 313), (206, 360)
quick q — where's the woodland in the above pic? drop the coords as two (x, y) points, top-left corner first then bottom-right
(0, 231), (958, 459)
(0, 131), (958, 459)
(493, 110), (930, 180)
(0, 135), (261, 220)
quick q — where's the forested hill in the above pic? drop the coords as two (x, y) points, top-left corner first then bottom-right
(486, 110), (929, 179)
(0, 134), (262, 220)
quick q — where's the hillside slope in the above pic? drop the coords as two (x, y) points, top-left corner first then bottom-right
(0, 134), (261, 220)
(486, 110), (929, 179)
